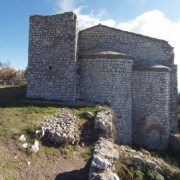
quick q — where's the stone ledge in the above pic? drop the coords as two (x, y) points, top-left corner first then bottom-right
(133, 65), (171, 72)
(79, 51), (134, 60)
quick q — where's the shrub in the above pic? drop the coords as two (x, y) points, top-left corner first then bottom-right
(143, 168), (164, 180)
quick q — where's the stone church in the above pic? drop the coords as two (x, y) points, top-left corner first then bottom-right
(27, 12), (178, 150)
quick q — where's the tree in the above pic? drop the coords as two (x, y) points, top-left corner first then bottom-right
(14, 69), (26, 84)
(24, 66), (28, 79)
(0, 61), (16, 82)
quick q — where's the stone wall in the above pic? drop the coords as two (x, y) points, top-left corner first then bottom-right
(170, 65), (178, 132)
(132, 67), (171, 150)
(79, 25), (174, 67)
(27, 12), (78, 101)
(79, 55), (133, 144)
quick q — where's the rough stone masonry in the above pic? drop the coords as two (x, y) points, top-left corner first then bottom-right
(27, 12), (178, 150)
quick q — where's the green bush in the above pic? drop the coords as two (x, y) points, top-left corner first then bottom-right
(162, 165), (180, 180)
(143, 168), (164, 180)
(129, 166), (144, 180)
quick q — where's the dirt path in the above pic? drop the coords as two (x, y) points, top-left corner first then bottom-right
(0, 141), (91, 180)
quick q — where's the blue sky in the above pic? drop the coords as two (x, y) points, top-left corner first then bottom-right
(0, 0), (180, 89)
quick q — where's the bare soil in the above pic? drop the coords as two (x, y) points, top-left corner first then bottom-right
(0, 140), (92, 180)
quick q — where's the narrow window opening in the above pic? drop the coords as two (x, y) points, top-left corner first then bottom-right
(49, 66), (52, 69)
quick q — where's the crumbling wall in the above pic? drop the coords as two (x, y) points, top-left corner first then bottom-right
(27, 12), (78, 101)
(132, 66), (171, 150)
(89, 109), (119, 180)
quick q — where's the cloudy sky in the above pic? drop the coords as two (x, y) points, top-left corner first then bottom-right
(0, 0), (180, 90)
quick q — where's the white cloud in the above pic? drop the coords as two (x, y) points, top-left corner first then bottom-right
(56, 0), (116, 29)
(75, 10), (116, 29)
(58, 0), (76, 12)
(117, 10), (180, 89)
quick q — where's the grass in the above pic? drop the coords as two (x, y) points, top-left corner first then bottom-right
(0, 85), (100, 174)
(76, 106), (99, 124)
(81, 142), (95, 160)
(1, 85), (179, 179)
(0, 101), (59, 142)
(3, 176), (17, 180)
(21, 125), (41, 143)
(0, 85), (26, 99)
(0, 85), (25, 88)
(59, 144), (79, 159)
(3, 162), (14, 170)
(115, 161), (164, 180)
(161, 165), (180, 180)
(43, 146), (60, 158)
(116, 140), (180, 180)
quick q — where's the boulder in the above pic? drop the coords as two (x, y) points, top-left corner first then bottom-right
(86, 111), (94, 117)
(35, 130), (41, 134)
(94, 110), (112, 138)
(89, 138), (119, 179)
(145, 159), (156, 168)
(19, 135), (26, 141)
(91, 155), (111, 170)
(92, 172), (120, 180)
(30, 140), (39, 153)
(21, 143), (28, 148)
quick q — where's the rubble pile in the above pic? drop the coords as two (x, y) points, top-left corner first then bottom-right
(41, 109), (80, 144)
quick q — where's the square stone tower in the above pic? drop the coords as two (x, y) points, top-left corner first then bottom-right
(27, 12), (79, 101)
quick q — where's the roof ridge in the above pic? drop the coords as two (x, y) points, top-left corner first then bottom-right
(79, 24), (169, 43)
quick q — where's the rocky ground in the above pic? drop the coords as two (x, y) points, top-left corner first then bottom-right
(115, 144), (180, 180)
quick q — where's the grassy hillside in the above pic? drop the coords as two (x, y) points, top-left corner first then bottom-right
(0, 85), (100, 180)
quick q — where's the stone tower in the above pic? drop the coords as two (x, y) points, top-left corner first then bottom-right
(27, 12), (79, 101)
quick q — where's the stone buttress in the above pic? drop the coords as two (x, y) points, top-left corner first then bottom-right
(79, 52), (133, 144)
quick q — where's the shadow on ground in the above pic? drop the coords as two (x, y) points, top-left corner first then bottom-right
(0, 86), (98, 110)
(54, 158), (92, 180)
